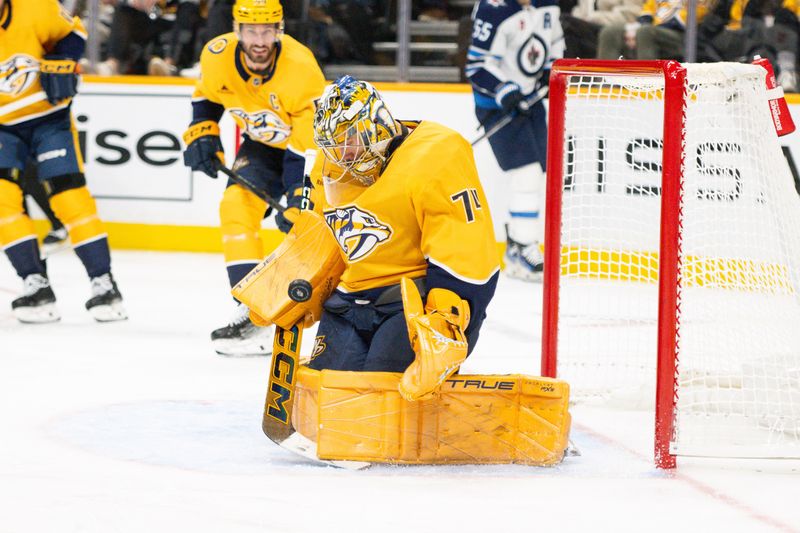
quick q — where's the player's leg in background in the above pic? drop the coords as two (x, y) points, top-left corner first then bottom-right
(478, 103), (547, 281)
(19, 161), (69, 257)
(596, 23), (629, 60)
(212, 140), (283, 355)
(33, 111), (127, 322)
(635, 25), (684, 60)
(0, 128), (59, 323)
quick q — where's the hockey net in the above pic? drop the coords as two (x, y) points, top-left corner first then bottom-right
(541, 60), (800, 467)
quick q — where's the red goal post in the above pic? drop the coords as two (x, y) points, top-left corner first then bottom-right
(541, 59), (800, 468)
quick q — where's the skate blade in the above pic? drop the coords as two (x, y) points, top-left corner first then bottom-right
(503, 262), (543, 282)
(213, 338), (272, 357)
(211, 340), (272, 357)
(14, 304), (61, 324)
(89, 302), (128, 322)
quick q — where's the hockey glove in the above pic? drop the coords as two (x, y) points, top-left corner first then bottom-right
(39, 56), (78, 105)
(495, 81), (524, 114)
(275, 188), (313, 233)
(183, 120), (224, 178)
(399, 278), (471, 402)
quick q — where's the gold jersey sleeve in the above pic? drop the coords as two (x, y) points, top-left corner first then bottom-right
(639, 0), (709, 26)
(192, 33), (326, 152)
(317, 121), (500, 292)
(0, 0), (86, 125)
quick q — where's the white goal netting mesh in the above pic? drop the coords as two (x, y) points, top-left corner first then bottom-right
(554, 62), (800, 458)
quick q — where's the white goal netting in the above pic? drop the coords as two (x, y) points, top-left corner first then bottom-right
(550, 62), (800, 458)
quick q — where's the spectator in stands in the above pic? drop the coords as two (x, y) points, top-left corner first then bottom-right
(148, 0), (203, 75)
(742, 0), (799, 92)
(417, 0), (449, 21)
(306, 0), (376, 64)
(560, 0), (643, 58)
(597, 0), (711, 60)
(92, 0), (201, 76)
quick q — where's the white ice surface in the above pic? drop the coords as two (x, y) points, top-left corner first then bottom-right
(1, 250), (798, 533)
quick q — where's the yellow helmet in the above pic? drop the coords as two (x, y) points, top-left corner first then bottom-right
(313, 76), (399, 184)
(232, 0), (283, 24)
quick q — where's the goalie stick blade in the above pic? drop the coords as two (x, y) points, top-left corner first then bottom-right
(261, 323), (370, 469)
(280, 432), (371, 470)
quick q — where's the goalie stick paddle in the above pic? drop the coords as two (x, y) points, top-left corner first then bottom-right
(262, 322), (370, 470)
(471, 84), (550, 146)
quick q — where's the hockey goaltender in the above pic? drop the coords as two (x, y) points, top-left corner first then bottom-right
(232, 75), (572, 468)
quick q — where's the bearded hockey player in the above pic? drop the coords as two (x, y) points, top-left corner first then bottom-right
(0, 0), (127, 323)
(182, 0), (326, 355)
(306, 76), (500, 396)
(466, 0), (564, 281)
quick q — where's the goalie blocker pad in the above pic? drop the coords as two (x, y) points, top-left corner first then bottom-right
(232, 210), (345, 329)
(292, 367), (572, 466)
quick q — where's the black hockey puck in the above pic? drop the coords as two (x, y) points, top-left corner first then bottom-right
(288, 279), (312, 302)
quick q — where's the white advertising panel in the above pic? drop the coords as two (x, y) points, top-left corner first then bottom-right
(54, 80), (800, 243)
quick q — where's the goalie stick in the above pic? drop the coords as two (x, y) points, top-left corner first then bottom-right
(262, 321), (370, 470)
(471, 84), (549, 146)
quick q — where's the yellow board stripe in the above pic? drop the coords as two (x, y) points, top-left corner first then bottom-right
(80, 75), (474, 93)
(32, 220), (285, 254)
(561, 246), (794, 293)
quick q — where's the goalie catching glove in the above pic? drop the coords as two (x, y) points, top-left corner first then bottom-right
(183, 120), (225, 178)
(39, 56), (78, 105)
(399, 277), (471, 402)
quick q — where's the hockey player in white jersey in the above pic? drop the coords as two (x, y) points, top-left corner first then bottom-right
(466, 0), (564, 281)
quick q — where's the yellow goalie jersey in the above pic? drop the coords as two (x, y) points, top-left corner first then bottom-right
(192, 32), (326, 154)
(0, 0), (87, 125)
(317, 120), (501, 294)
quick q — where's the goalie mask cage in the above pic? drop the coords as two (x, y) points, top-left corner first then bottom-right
(541, 60), (800, 468)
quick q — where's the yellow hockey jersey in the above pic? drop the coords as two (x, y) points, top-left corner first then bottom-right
(314, 121), (500, 293)
(0, 0), (86, 126)
(192, 32), (326, 155)
(639, 0), (710, 27)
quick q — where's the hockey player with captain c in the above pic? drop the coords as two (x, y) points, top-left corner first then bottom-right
(0, 0), (127, 323)
(182, 0), (326, 356)
(467, 0), (564, 281)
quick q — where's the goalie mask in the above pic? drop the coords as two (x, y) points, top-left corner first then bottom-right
(313, 76), (400, 186)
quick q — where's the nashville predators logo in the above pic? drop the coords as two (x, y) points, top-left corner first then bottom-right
(310, 336), (327, 361)
(0, 55), (40, 97)
(229, 108), (291, 144)
(324, 206), (392, 262)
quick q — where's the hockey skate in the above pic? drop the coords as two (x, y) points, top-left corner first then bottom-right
(12, 273), (60, 323)
(41, 227), (69, 258)
(504, 235), (544, 282)
(211, 303), (273, 356)
(85, 273), (128, 322)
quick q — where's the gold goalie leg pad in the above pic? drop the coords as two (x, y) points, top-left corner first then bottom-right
(292, 368), (571, 466)
(232, 210), (344, 329)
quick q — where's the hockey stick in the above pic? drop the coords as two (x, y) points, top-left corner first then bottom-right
(262, 321), (370, 470)
(214, 160), (289, 216)
(471, 85), (550, 146)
